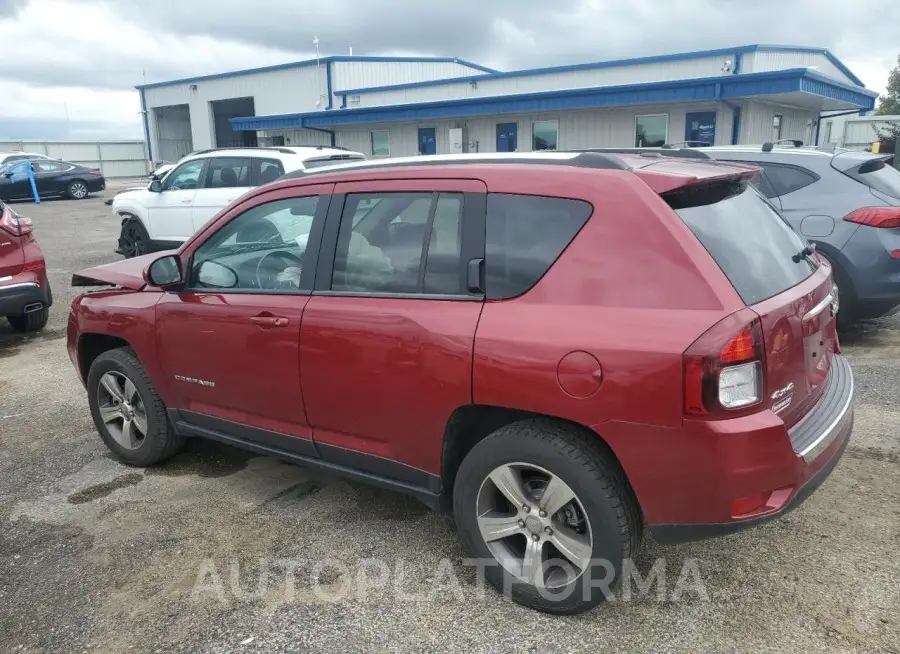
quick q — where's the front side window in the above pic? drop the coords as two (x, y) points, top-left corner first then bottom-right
(163, 160), (205, 191)
(34, 161), (64, 173)
(332, 192), (465, 294)
(532, 120), (559, 151)
(485, 194), (593, 300)
(191, 196), (320, 291)
(371, 131), (390, 157)
(204, 157), (250, 189)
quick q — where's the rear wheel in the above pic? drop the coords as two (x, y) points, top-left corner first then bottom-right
(118, 216), (150, 259)
(87, 347), (185, 466)
(67, 180), (89, 199)
(453, 419), (642, 614)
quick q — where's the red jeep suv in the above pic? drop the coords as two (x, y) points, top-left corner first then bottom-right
(67, 152), (852, 614)
(0, 201), (51, 332)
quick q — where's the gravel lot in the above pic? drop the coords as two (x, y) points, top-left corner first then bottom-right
(1, 187), (898, 653)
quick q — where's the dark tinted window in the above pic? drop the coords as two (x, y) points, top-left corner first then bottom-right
(485, 194), (592, 299)
(205, 157), (250, 188)
(760, 163), (818, 196)
(674, 185), (815, 305)
(332, 192), (465, 295)
(252, 158), (285, 186)
(845, 158), (900, 199)
(749, 170), (778, 199)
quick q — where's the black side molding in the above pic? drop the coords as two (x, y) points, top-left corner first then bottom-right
(168, 410), (443, 510)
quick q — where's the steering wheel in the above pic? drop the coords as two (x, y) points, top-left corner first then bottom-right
(255, 250), (303, 289)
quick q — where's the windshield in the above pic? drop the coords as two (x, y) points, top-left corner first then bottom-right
(673, 185), (816, 305)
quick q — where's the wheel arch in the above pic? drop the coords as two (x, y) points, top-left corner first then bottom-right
(439, 404), (640, 517)
(77, 332), (133, 384)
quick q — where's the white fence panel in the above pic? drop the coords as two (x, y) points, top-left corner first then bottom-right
(0, 140), (149, 178)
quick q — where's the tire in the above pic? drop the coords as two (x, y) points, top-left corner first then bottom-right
(67, 180), (89, 200)
(453, 419), (642, 615)
(118, 216), (151, 259)
(86, 347), (185, 466)
(819, 254), (855, 329)
(7, 307), (49, 332)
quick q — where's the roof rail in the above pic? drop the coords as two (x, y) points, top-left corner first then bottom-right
(188, 146), (298, 156)
(662, 141), (713, 148)
(762, 139), (804, 152)
(281, 152), (630, 180)
(570, 147), (713, 160)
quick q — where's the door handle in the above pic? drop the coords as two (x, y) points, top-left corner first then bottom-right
(250, 315), (289, 328)
(180, 199), (192, 204)
(225, 197), (238, 203)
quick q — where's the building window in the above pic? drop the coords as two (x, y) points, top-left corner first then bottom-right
(532, 120), (559, 151)
(635, 114), (668, 147)
(773, 114), (783, 141)
(371, 131), (390, 157)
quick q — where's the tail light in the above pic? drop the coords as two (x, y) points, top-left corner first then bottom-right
(684, 308), (765, 417)
(842, 207), (900, 228)
(0, 207), (32, 236)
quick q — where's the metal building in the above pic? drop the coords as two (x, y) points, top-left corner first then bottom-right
(138, 45), (877, 163)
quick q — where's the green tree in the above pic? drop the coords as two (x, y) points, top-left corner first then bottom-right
(875, 55), (900, 115)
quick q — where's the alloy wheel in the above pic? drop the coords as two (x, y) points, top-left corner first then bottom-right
(121, 224), (146, 257)
(96, 371), (148, 450)
(476, 462), (593, 589)
(70, 182), (88, 199)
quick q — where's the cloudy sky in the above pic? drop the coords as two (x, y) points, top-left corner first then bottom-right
(0, 0), (897, 140)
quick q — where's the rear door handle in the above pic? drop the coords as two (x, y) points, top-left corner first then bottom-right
(180, 199), (193, 204)
(250, 315), (289, 328)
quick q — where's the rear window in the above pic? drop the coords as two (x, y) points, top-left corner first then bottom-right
(761, 163), (819, 197)
(844, 158), (900, 200)
(485, 194), (592, 299)
(673, 185), (816, 305)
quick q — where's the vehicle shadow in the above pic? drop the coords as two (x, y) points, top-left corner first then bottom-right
(837, 316), (899, 346)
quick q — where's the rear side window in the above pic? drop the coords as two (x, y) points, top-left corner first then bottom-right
(761, 163), (819, 197)
(843, 157), (900, 200)
(673, 185), (815, 305)
(485, 194), (592, 300)
(252, 158), (285, 186)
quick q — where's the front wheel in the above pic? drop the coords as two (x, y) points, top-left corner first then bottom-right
(118, 217), (150, 259)
(453, 419), (642, 614)
(87, 347), (185, 466)
(67, 180), (89, 199)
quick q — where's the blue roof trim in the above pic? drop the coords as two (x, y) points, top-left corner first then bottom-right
(231, 68), (876, 131)
(334, 43), (866, 97)
(136, 55), (499, 90)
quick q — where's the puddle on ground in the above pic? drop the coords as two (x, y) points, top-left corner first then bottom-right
(143, 438), (253, 479)
(67, 472), (144, 504)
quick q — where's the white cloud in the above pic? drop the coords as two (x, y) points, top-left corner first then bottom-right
(0, 0), (895, 139)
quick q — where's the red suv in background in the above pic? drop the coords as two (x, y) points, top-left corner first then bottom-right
(67, 152), (852, 614)
(0, 202), (51, 332)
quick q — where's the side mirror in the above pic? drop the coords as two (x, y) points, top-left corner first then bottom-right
(145, 255), (183, 288)
(196, 260), (238, 288)
(148, 180), (163, 193)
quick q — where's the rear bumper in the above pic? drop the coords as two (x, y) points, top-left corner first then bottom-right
(0, 278), (51, 317)
(644, 355), (854, 544)
(839, 225), (900, 318)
